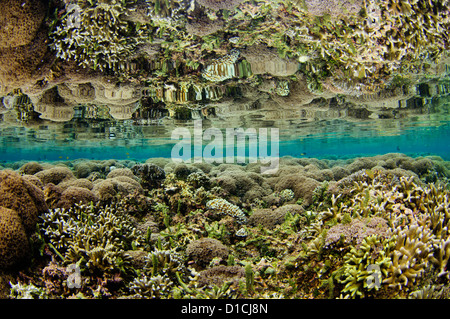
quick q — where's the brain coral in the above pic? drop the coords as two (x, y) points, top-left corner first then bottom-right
(196, 0), (245, 10)
(0, 169), (48, 235)
(0, 207), (30, 269)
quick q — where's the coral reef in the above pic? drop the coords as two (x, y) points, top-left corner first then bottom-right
(2, 150), (450, 300)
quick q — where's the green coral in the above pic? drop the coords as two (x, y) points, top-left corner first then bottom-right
(336, 235), (394, 298)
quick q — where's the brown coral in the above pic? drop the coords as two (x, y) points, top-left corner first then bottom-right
(0, 0), (47, 48)
(186, 15), (224, 37)
(186, 237), (229, 268)
(0, 169), (48, 235)
(196, 0), (244, 11)
(198, 265), (245, 287)
(35, 166), (76, 186)
(0, 0), (54, 93)
(57, 186), (98, 209)
(0, 206), (30, 269)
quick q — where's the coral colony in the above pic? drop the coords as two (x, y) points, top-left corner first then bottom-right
(0, 0), (450, 301)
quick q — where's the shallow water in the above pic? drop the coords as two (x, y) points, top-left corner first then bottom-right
(2, 0), (450, 301)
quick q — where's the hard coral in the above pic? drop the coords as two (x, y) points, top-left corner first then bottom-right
(303, 0), (364, 16)
(186, 237), (230, 268)
(196, 0), (245, 11)
(0, 207), (30, 269)
(35, 166), (76, 186)
(0, 169), (48, 235)
(0, 0), (47, 48)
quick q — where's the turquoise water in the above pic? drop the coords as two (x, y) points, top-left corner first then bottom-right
(1, 117), (449, 162)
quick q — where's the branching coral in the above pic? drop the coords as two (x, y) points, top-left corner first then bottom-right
(50, 0), (151, 72)
(336, 234), (395, 298)
(39, 202), (142, 275)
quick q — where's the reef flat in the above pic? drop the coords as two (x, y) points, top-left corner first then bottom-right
(0, 152), (450, 299)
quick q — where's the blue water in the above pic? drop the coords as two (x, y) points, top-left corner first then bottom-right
(1, 118), (449, 163)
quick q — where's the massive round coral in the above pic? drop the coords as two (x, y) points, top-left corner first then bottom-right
(0, 207), (31, 269)
(196, 0), (245, 10)
(0, 169), (48, 235)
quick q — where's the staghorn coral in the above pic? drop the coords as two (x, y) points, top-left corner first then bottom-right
(39, 202), (142, 275)
(129, 274), (173, 298)
(383, 224), (436, 289)
(336, 234), (395, 298)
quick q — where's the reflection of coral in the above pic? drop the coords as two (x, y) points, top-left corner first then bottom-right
(50, 1), (150, 72)
(196, 0), (245, 11)
(202, 50), (240, 82)
(303, 0), (364, 16)
(0, 0), (47, 48)
(242, 44), (299, 77)
(186, 15), (224, 37)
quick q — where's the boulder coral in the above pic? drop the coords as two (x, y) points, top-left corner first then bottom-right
(0, 169), (48, 235)
(0, 207), (30, 269)
(0, 0), (54, 91)
(186, 237), (230, 268)
(196, 0), (245, 11)
(35, 166), (76, 186)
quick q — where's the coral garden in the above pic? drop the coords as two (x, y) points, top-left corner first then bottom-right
(1, 0), (450, 302)
(0, 152), (450, 299)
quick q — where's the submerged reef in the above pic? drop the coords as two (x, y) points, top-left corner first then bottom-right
(0, 153), (449, 299)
